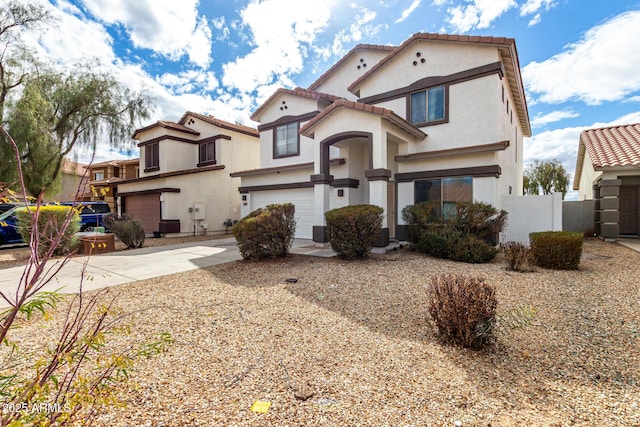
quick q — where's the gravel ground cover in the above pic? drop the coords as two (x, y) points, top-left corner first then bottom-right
(5, 238), (640, 426)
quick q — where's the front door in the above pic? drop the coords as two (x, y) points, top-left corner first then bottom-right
(619, 186), (639, 235)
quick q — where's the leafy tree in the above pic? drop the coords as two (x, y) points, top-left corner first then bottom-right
(1, 66), (151, 196)
(0, 0), (50, 124)
(523, 159), (570, 199)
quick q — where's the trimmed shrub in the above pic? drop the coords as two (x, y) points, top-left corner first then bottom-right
(401, 201), (505, 263)
(103, 214), (145, 249)
(233, 203), (296, 260)
(448, 201), (507, 246)
(502, 241), (536, 272)
(16, 205), (80, 256)
(428, 274), (497, 349)
(529, 231), (583, 270)
(325, 204), (384, 259)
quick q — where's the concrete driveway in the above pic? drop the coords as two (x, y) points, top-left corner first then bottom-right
(0, 238), (336, 308)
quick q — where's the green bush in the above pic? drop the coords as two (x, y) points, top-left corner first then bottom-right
(233, 203), (296, 260)
(502, 241), (535, 272)
(103, 214), (145, 249)
(529, 231), (583, 270)
(428, 274), (497, 349)
(448, 201), (507, 246)
(16, 205), (80, 256)
(401, 201), (505, 263)
(325, 204), (384, 259)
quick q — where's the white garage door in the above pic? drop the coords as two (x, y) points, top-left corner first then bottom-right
(250, 188), (314, 239)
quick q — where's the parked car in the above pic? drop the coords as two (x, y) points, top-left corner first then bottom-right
(0, 203), (16, 214)
(59, 201), (111, 231)
(0, 207), (23, 247)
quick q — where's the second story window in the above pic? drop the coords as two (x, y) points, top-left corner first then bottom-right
(145, 142), (159, 171)
(198, 140), (216, 166)
(410, 85), (445, 126)
(274, 122), (299, 158)
(94, 171), (104, 180)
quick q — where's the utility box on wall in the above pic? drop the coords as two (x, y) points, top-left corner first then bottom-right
(193, 203), (206, 220)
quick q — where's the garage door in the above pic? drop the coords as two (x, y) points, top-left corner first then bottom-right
(250, 189), (314, 239)
(123, 194), (161, 234)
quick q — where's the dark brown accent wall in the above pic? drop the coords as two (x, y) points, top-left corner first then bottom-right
(395, 165), (501, 182)
(332, 178), (360, 188)
(311, 174), (334, 184)
(117, 188), (181, 197)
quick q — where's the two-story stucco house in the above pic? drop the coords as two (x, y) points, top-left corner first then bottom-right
(84, 158), (139, 211)
(116, 111), (259, 236)
(231, 33), (531, 245)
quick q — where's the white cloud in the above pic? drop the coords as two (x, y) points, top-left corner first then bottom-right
(531, 110), (579, 127)
(396, 0), (422, 23)
(523, 11), (640, 105)
(524, 111), (640, 193)
(520, 0), (555, 16)
(79, 0), (213, 68)
(447, 0), (516, 32)
(221, 0), (335, 93)
(156, 70), (219, 95)
(527, 13), (541, 26)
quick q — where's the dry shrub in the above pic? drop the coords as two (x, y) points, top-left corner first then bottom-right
(503, 241), (536, 272)
(428, 274), (497, 349)
(103, 214), (145, 249)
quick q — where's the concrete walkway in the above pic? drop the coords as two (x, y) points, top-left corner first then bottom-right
(0, 238), (336, 308)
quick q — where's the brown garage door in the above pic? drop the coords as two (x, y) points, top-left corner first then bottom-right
(123, 194), (161, 233)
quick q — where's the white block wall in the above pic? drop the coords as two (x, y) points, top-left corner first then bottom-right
(500, 192), (563, 244)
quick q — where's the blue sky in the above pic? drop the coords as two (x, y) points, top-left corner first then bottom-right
(34, 0), (640, 199)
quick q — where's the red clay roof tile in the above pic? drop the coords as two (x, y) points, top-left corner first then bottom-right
(581, 123), (640, 168)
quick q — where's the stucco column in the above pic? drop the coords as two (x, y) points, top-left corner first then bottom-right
(311, 174), (333, 244)
(365, 169), (391, 247)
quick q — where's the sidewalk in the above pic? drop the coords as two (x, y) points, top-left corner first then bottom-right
(0, 238), (338, 308)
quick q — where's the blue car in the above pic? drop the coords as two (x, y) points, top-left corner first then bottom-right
(0, 207), (24, 246)
(59, 201), (111, 232)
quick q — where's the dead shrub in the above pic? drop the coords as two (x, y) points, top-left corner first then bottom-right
(502, 241), (536, 272)
(428, 274), (497, 349)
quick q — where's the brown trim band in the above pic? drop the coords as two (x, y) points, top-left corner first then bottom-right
(138, 133), (231, 147)
(230, 158), (345, 177)
(118, 188), (181, 197)
(332, 178), (359, 188)
(395, 165), (501, 182)
(238, 181), (314, 193)
(358, 61), (504, 105)
(365, 168), (392, 181)
(258, 111), (320, 131)
(395, 140), (509, 162)
(311, 174), (334, 184)
(119, 165), (225, 184)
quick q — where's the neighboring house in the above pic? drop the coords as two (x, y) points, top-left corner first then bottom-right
(85, 158), (139, 211)
(231, 33), (531, 245)
(574, 123), (640, 239)
(43, 158), (91, 203)
(116, 111), (260, 235)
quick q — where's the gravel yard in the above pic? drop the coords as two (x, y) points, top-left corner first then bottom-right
(5, 238), (640, 426)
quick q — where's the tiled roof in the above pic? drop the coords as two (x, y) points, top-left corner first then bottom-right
(299, 99), (426, 140)
(581, 123), (640, 168)
(250, 88), (344, 122)
(180, 111), (259, 137)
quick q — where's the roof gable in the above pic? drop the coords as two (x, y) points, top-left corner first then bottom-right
(250, 88), (343, 122)
(133, 120), (200, 140)
(307, 43), (396, 93)
(299, 99), (426, 140)
(179, 111), (258, 137)
(347, 32), (531, 137)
